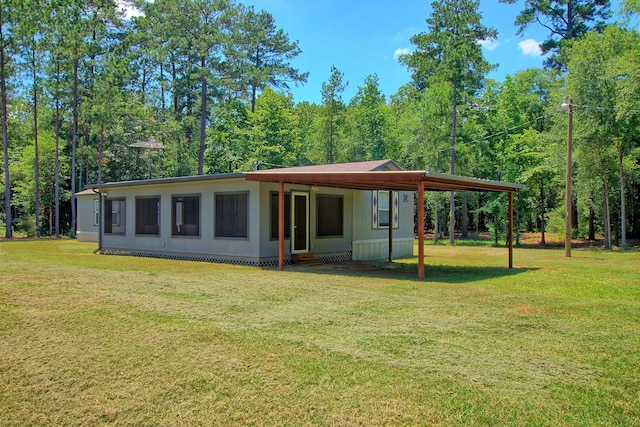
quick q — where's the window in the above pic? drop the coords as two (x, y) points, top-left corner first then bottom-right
(93, 199), (100, 226)
(136, 196), (160, 235)
(105, 199), (126, 234)
(378, 191), (390, 227)
(372, 191), (399, 229)
(215, 192), (248, 238)
(317, 195), (343, 237)
(172, 195), (200, 236)
(270, 192), (291, 239)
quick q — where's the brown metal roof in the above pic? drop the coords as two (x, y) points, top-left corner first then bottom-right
(245, 169), (525, 193)
(84, 160), (524, 194)
(258, 159), (403, 173)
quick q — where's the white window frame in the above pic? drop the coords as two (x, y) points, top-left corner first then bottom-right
(372, 190), (399, 229)
(93, 199), (100, 226)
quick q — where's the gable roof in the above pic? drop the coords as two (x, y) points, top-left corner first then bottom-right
(82, 159), (524, 194)
(260, 159), (403, 173)
(82, 160), (401, 193)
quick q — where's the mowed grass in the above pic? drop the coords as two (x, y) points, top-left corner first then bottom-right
(0, 240), (639, 426)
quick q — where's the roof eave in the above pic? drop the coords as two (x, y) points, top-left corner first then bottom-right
(87, 173), (245, 191)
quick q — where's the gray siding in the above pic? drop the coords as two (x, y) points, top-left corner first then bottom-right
(100, 178), (262, 260)
(257, 183), (354, 259)
(76, 193), (99, 242)
(77, 178), (415, 264)
(352, 190), (415, 260)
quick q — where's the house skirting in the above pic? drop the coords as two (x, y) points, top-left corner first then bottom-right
(352, 237), (414, 261)
(99, 248), (352, 267)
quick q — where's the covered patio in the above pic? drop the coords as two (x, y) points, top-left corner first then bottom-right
(246, 165), (525, 281)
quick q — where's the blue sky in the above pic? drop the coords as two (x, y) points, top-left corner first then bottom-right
(242, 0), (550, 104)
(120, 0), (553, 104)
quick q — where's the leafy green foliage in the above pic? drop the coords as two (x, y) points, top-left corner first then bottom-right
(567, 26), (640, 247)
(244, 87), (299, 169)
(0, 0), (638, 244)
(319, 65), (347, 164)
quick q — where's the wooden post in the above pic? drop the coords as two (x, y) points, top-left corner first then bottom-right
(388, 190), (393, 262)
(508, 191), (514, 269)
(278, 180), (285, 271)
(417, 182), (425, 281)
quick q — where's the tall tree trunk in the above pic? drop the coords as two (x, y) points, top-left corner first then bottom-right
(449, 81), (457, 246)
(616, 137), (627, 248)
(588, 193), (595, 240)
(54, 91), (60, 238)
(251, 45), (260, 113)
(198, 56), (207, 175)
(83, 134), (89, 185)
(540, 180), (546, 245)
(251, 85), (257, 113)
(434, 202), (439, 244)
(327, 107), (335, 164)
(71, 56), (79, 235)
(160, 62), (165, 111)
(475, 197), (480, 239)
(461, 195), (469, 238)
(32, 46), (40, 237)
(515, 199), (521, 246)
(1, 37), (11, 239)
(172, 60), (178, 116)
(98, 124), (104, 184)
(603, 179), (612, 250)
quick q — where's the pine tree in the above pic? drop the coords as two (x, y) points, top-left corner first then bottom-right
(400, 0), (496, 245)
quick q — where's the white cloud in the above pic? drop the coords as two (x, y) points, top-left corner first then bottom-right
(478, 38), (499, 51)
(116, 0), (144, 19)
(394, 28), (418, 42)
(393, 47), (410, 59)
(519, 39), (543, 57)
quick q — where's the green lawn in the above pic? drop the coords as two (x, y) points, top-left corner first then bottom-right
(1, 239), (639, 426)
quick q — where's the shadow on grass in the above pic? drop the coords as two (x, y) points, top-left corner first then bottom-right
(279, 260), (537, 283)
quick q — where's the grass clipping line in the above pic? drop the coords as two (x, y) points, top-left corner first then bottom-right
(0, 239), (639, 426)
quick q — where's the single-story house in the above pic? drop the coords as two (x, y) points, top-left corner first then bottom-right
(77, 160), (415, 266)
(77, 159), (524, 280)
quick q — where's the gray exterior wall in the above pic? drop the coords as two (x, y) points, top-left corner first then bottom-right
(77, 177), (415, 264)
(351, 190), (415, 260)
(76, 192), (99, 242)
(98, 177), (264, 263)
(257, 183), (354, 262)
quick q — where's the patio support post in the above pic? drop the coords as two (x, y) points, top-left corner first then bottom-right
(417, 182), (425, 281)
(278, 180), (285, 271)
(508, 191), (514, 269)
(388, 190), (393, 262)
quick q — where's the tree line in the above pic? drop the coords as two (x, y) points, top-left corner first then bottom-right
(1, 0), (639, 249)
